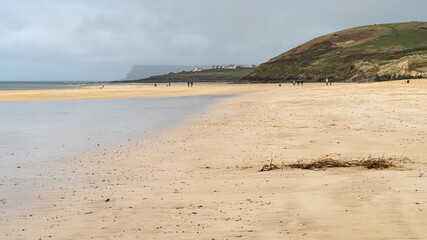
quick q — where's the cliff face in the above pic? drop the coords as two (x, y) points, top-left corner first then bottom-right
(238, 22), (427, 83)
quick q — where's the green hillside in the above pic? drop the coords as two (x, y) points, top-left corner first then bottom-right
(238, 22), (427, 83)
(117, 68), (253, 83)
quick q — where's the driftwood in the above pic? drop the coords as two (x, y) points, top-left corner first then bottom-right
(259, 159), (280, 172)
(259, 154), (409, 171)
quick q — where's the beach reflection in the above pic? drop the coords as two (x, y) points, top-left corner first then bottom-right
(0, 95), (231, 175)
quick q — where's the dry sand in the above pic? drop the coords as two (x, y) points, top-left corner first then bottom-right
(1, 80), (427, 239)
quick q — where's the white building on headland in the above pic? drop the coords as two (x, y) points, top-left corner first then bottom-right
(225, 64), (236, 69)
(211, 64), (256, 70)
(192, 67), (203, 72)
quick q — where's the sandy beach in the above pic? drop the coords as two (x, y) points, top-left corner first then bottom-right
(0, 84), (274, 102)
(2, 80), (427, 239)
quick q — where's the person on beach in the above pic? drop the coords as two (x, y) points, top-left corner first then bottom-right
(301, 80), (304, 86)
(187, 81), (190, 87)
(292, 80), (296, 86)
(326, 78), (329, 86)
(154, 83), (157, 87)
(297, 80), (300, 86)
(191, 82), (193, 87)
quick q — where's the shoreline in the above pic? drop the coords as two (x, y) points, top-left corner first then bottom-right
(1, 79), (427, 239)
(0, 83), (278, 102)
(1, 80), (423, 103)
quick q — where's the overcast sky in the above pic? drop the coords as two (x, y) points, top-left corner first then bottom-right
(1, 0), (426, 81)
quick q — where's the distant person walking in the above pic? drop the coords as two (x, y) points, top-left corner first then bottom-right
(326, 78), (329, 86)
(297, 80), (300, 86)
(191, 82), (193, 87)
(301, 80), (304, 86)
(292, 80), (296, 86)
(187, 81), (190, 87)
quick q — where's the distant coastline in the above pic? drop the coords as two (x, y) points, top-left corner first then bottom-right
(115, 68), (254, 83)
(0, 81), (103, 91)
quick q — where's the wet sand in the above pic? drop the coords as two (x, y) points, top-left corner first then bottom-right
(2, 80), (427, 239)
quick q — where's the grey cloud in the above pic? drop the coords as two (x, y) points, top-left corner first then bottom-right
(0, 0), (426, 81)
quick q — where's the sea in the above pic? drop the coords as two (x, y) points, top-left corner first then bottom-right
(0, 81), (90, 90)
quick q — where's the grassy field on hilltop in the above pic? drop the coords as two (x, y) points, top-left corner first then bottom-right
(239, 21), (427, 83)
